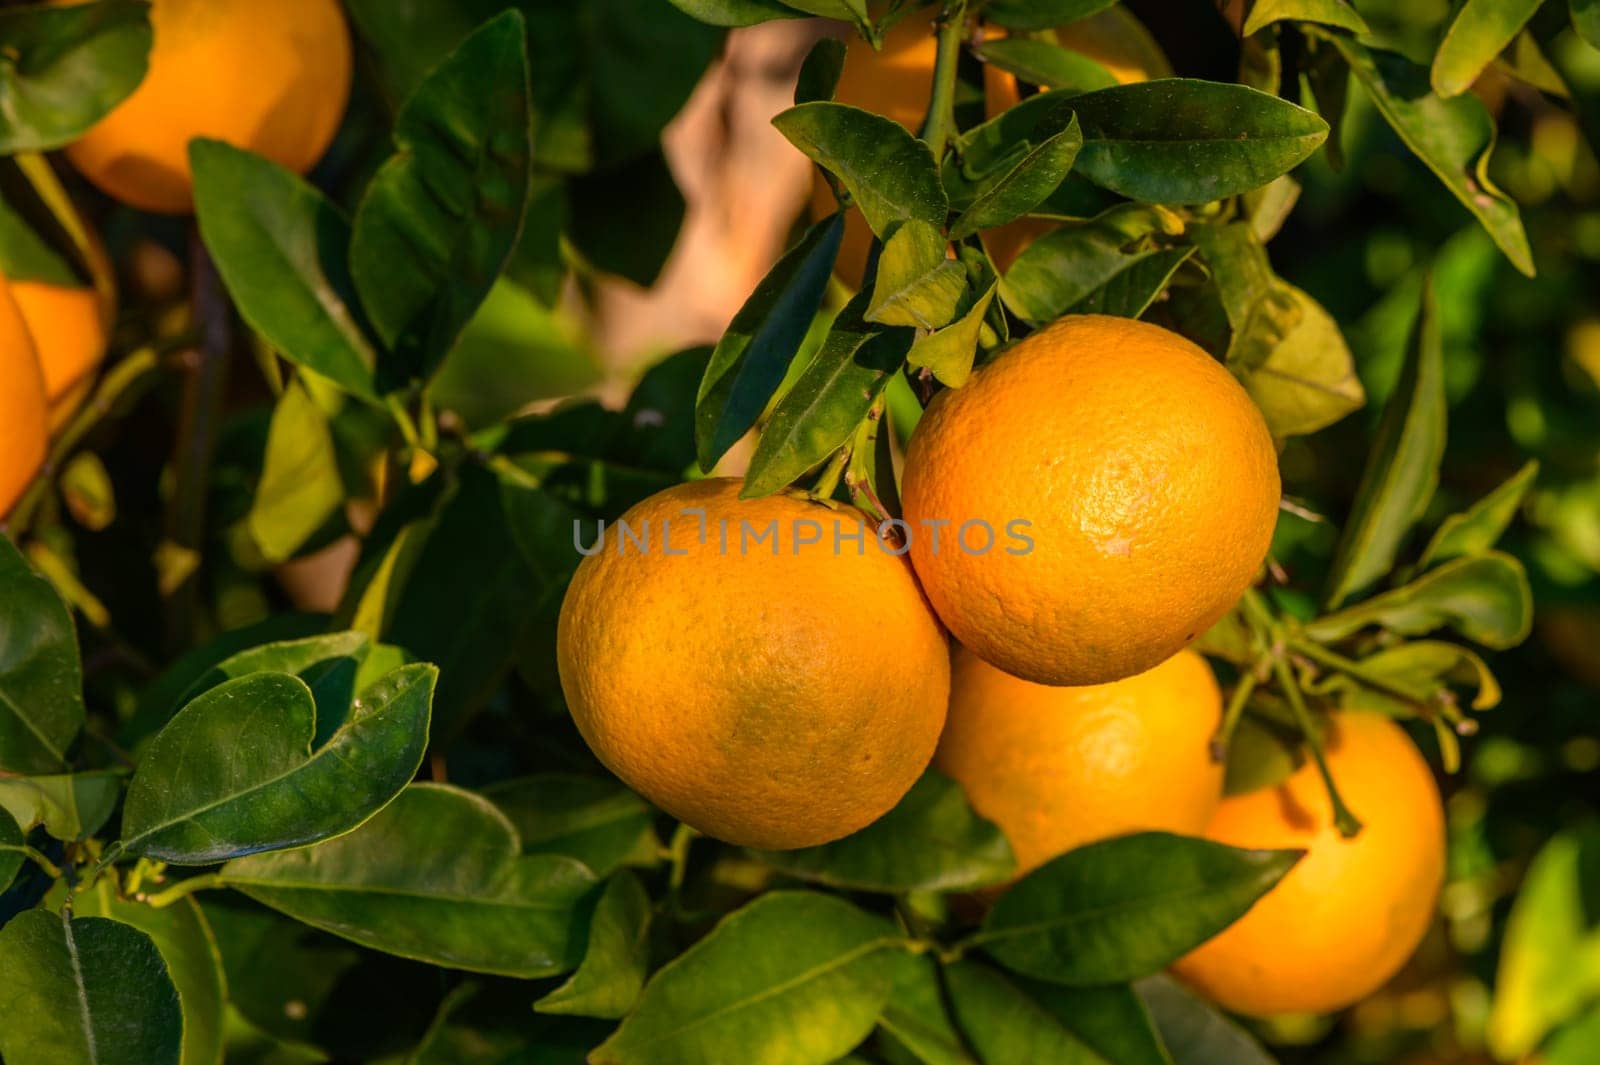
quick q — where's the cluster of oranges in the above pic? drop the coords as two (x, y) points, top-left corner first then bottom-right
(1, 0), (351, 520)
(558, 11), (1447, 1020)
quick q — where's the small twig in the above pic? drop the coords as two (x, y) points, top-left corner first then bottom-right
(917, 0), (968, 160)
(140, 873), (225, 909)
(1211, 666), (1261, 763)
(810, 447), (851, 501)
(0, 845), (65, 880)
(1271, 653), (1363, 838)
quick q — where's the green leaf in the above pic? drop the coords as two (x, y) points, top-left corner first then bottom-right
(950, 116), (1082, 241)
(944, 91), (1079, 213)
(1327, 35), (1533, 276)
(1545, 1007), (1600, 1065)
(754, 770), (1014, 894)
(0, 771), (121, 841)
(0, 186), (78, 285)
(743, 291), (914, 498)
(0, 910), (182, 1065)
(0, 1), (151, 152)
(483, 774), (658, 878)
(1136, 974), (1278, 1065)
(1324, 280), (1445, 608)
(1577, 0), (1600, 49)
(1432, 0), (1542, 98)
(1486, 826), (1600, 1059)
(566, 147), (686, 287)
(797, 38), (849, 105)
(667, 0), (805, 27)
(0, 535), (83, 774)
(876, 955), (975, 1065)
(176, 631), (375, 742)
(120, 664), (435, 864)
(1310, 640), (1502, 715)
(1232, 283), (1363, 438)
(1068, 79), (1327, 204)
(909, 282), (998, 389)
(1418, 460), (1538, 568)
(350, 10), (532, 385)
(986, 0), (1119, 32)
(1241, 0), (1367, 36)
(970, 39), (1117, 94)
(223, 783), (598, 978)
(243, 379), (345, 564)
(70, 883), (228, 1065)
(191, 140), (381, 401)
(1306, 552), (1534, 650)
(0, 807), (23, 892)
(944, 960), (1170, 1065)
(999, 203), (1189, 325)
(591, 892), (905, 1065)
(774, 102), (948, 236)
(974, 832), (1300, 986)
(535, 871), (653, 1019)
(868, 221), (968, 330)
(697, 213), (844, 471)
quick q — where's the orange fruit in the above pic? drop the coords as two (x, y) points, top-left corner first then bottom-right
(901, 314), (1279, 686)
(0, 277), (50, 518)
(556, 478), (950, 850)
(63, 0), (352, 214)
(1172, 711), (1446, 1016)
(4, 280), (109, 428)
(935, 647), (1224, 877)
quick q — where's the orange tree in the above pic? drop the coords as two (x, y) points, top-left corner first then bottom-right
(0, 0), (1595, 1062)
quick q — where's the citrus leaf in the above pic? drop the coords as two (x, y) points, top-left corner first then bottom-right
(868, 220), (968, 330)
(1432, 0), (1542, 98)
(999, 203), (1188, 325)
(944, 90), (1080, 212)
(243, 378), (345, 564)
(1241, 0), (1367, 37)
(0, 808), (23, 893)
(1418, 459), (1538, 568)
(1136, 974), (1278, 1065)
(986, 0), (1119, 31)
(1327, 35), (1533, 276)
(876, 955), (975, 1065)
(1486, 826), (1600, 1059)
(1311, 640), (1501, 714)
(1306, 551), (1533, 650)
(0, 186), (78, 285)
(774, 102), (948, 236)
(483, 774), (658, 878)
(753, 771), (1015, 893)
(1233, 283), (1363, 438)
(1577, 0), (1600, 49)
(743, 290), (914, 498)
(350, 10), (532, 386)
(697, 213), (844, 471)
(970, 39), (1117, 93)
(591, 892), (906, 1065)
(796, 38), (847, 105)
(222, 783), (598, 978)
(949, 116), (1082, 241)
(0, 771), (121, 842)
(191, 139), (381, 401)
(973, 832), (1301, 986)
(70, 883), (227, 1065)
(120, 664), (435, 864)
(1324, 279), (1444, 609)
(1069, 80), (1327, 204)
(1546, 1008), (1600, 1065)
(909, 282), (998, 389)
(0, 1), (150, 152)
(944, 960), (1169, 1065)
(0, 535), (83, 774)
(667, 0), (804, 25)
(0, 910), (182, 1065)
(535, 871), (653, 1019)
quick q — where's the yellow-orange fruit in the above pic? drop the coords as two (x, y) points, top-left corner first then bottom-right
(0, 277), (50, 517)
(1172, 712), (1446, 1016)
(556, 478), (951, 850)
(901, 315), (1279, 686)
(63, 0), (352, 214)
(935, 647), (1224, 877)
(5, 280), (108, 426)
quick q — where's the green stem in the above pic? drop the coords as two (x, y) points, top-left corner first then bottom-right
(1271, 653), (1363, 838)
(141, 873), (225, 909)
(387, 393), (423, 452)
(1211, 667), (1259, 763)
(918, 0), (968, 160)
(665, 822), (698, 910)
(1288, 638), (1441, 715)
(811, 446), (851, 500)
(1, 845), (65, 880)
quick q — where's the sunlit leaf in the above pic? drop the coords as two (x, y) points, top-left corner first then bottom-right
(243, 379), (345, 565)
(1308, 552), (1533, 650)
(867, 220), (967, 330)
(909, 282), (998, 389)
(1000, 203), (1188, 325)
(0, 771), (121, 841)
(1241, 0), (1367, 37)
(0, 536), (83, 774)
(1431, 0), (1542, 98)
(1419, 460), (1538, 568)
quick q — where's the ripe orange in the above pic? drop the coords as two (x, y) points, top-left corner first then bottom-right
(5, 280), (109, 428)
(901, 314), (1279, 687)
(935, 647), (1224, 877)
(556, 478), (950, 850)
(63, 0), (352, 214)
(0, 277), (50, 518)
(1172, 711), (1447, 1016)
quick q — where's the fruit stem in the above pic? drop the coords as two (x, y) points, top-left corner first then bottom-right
(918, 0), (968, 160)
(1288, 637), (1444, 718)
(1211, 665), (1260, 763)
(811, 446), (851, 500)
(1271, 652), (1364, 839)
(140, 873), (225, 909)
